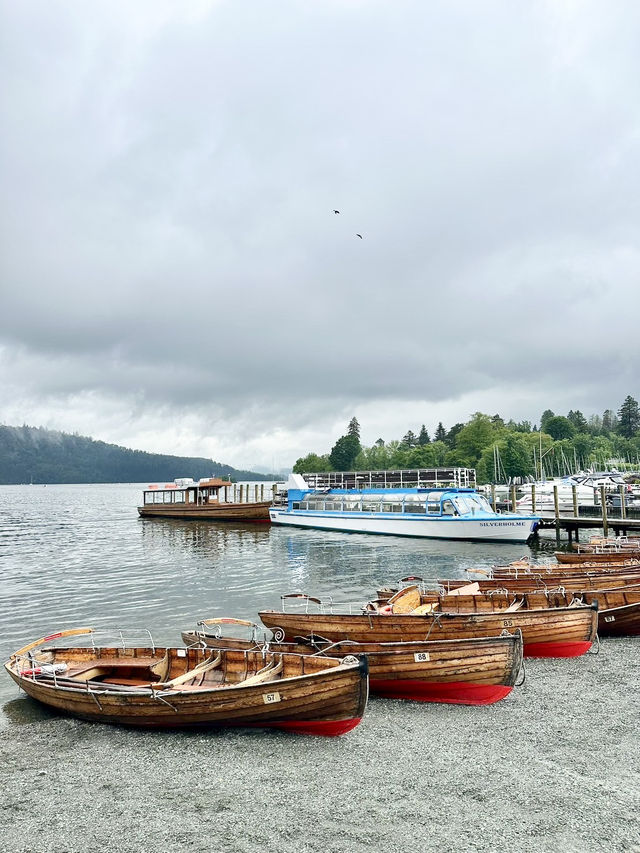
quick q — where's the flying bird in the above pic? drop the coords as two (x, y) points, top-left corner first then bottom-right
(333, 210), (340, 214)
(356, 233), (363, 239)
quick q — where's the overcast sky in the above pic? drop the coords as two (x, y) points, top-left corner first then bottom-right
(1, 1), (639, 471)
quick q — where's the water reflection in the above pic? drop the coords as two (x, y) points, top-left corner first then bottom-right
(0, 483), (546, 727)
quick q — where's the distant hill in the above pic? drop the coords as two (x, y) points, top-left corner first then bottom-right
(0, 424), (277, 485)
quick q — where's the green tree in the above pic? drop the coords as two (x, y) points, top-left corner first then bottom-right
(602, 409), (617, 433)
(455, 413), (499, 465)
(434, 422), (446, 442)
(293, 453), (331, 473)
(347, 417), (361, 439)
(401, 430), (417, 448)
(445, 423), (464, 447)
(567, 410), (588, 432)
(540, 409), (555, 432)
(329, 434), (361, 470)
(617, 396), (640, 438)
(544, 416), (576, 441)
(418, 424), (430, 445)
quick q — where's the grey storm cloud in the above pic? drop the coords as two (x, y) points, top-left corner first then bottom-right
(1, 0), (639, 464)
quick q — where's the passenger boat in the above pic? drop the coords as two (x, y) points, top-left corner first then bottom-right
(138, 478), (272, 522)
(258, 592), (598, 658)
(372, 584), (640, 638)
(270, 475), (539, 542)
(182, 617), (523, 706)
(5, 628), (368, 735)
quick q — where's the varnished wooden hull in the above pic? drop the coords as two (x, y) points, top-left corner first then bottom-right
(489, 561), (640, 578)
(182, 631), (523, 705)
(438, 576), (640, 593)
(555, 551), (640, 564)
(5, 643), (368, 735)
(258, 605), (597, 658)
(378, 586), (640, 638)
(137, 501), (272, 522)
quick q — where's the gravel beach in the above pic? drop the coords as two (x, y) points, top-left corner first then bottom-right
(1, 638), (638, 853)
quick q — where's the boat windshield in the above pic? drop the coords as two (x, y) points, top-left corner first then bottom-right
(452, 494), (493, 515)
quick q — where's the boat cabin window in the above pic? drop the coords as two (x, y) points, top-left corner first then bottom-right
(427, 501), (441, 514)
(452, 494), (492, 515)
(381, 501), (403, 513)
(362, 499), (381, 512)
(403, 500), (426, 514)
(324, 500), (343, 511)
(442, 499), (458, 516)
(343, 497), (362, 512)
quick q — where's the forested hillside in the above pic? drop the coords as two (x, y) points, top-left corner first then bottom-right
(0, 425), (274, 485)
(294, 398), (640, 484)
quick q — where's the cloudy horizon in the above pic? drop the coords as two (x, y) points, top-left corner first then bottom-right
(1, 1), (638, 471)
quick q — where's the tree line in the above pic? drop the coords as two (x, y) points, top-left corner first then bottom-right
(0, 424), (276, 485)
(293, 396), (640, 484)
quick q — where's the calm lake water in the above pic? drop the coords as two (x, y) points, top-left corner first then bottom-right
(0, 482), (558, 726)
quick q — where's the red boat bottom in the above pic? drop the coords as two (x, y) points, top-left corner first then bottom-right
(524, 641), (592, 658)
(370, 680), (513, 706)
(264, 717), (363, 736)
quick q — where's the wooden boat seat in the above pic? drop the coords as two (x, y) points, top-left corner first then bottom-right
(447, 582), (480, 596)
(155, 652), (222, 690)
(411, 603), (438, 615)
(237, 658), (283, 686)
(388, 585), (421, 614)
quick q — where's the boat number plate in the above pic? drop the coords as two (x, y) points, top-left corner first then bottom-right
(604, 615), (615, 623)
(263, 692), (281, 704)
(503, 619), (514, 628)
(414, 652), (430, 662)
(177, 649), (187, 657)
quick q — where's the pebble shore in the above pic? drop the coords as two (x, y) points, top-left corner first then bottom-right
(1, 638), (639, 853)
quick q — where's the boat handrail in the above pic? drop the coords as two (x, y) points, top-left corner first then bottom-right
(279, 594), (368, 615)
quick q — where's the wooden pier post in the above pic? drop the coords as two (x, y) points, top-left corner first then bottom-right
(553, 485), (561, 542)
(260, 484), (264, 501)
(509, 485), (516, 513)
(491, 485), (496, 510)
(572, 485), (578, 518)
(531, 484), (536, 514)
(233, 485), (237, 502)
(620, 485), (626, 520)
(239, 485), (244, 503)
(600, 486), (608, 536)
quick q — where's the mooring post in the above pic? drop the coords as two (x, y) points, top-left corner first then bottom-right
(491, 484), (496, 511)
(600, 486), (608, 536)
(620, 484), (626, 520)
(572, 485), (578, 518)
(510, 485), (516, 513)
(553, 485), (560, 542)
(531, 484), (536, 514)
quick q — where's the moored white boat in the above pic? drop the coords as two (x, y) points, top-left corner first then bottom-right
(270, 475), (539, 543)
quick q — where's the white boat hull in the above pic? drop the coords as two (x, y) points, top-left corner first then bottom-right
(269, 509), (538, 542)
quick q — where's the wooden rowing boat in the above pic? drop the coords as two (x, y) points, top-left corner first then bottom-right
(436, 575), (640, 593)
(182, 618), (523, 706)
(374, 586), (640, 638)
(5, 628), (368, 735)
(485, 558), (640, 577)
(555, 550), (640, 564)
(258, 593), (598, 658)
